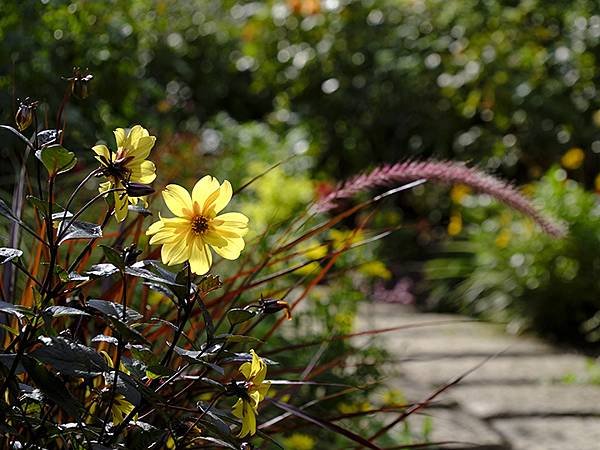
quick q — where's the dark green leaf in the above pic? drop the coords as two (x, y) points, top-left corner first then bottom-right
(91, 334), (119, 346)
(36, 129), (61, 148)
(87, 299), (142, 323)
(32, 336), (109, 377)
(0, 354), (25, 374)
(51, 211), (73, 221)
(127, 421), (164, 450)
(86, 263), (119, 278)
(57, 220), (102, 244)
(223, 334), (263, 344)
(0, 300), (30, 318)
(22, 356), (83, 417)
(110, 371), (142, 406)
(125, 264), (184, 286)
(128, 205), (152, 217)
(44, 306), (90, 317)
(227, 308), (256, 327)
(35, 144), (77, 176)
(19, 383), (44, 402)
(101, 245), (124, 270)
(106, 317), (149, 345)
(0, 248), (23, 264)
(173, 346), (224, 375)
(221, 352), (277, 366)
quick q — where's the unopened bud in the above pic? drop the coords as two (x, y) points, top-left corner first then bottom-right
(15, 99), (37, 131)
(259, 298), (291, 320)
(67, 67), (93, 99)
(122, 244), (142, 266)
(125, 182), (155, 197)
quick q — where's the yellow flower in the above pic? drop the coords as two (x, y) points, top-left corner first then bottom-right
(93, 125), (157, 222)
(281, 434), (315, 450)
(146, 176), (248, 275)
(111, 394), (135, 425)
(447, 211), (463, 236)
(450, 184), (471, 204)
(232, 350), (270, 438)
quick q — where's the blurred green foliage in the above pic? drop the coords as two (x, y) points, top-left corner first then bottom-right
(4, 0), (600, 183)
(424, 167), (600, 345)
(3, 0), (600, 345)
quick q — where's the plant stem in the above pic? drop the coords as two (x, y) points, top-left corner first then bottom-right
(99, 271), (127, 440)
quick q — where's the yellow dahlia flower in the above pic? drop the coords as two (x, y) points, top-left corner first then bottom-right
(93, 125), (157, 222)
(232, 350), (270, 438)
(146, 176), (248, 275)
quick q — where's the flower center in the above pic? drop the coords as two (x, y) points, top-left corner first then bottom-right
(191, 215), (209, 235)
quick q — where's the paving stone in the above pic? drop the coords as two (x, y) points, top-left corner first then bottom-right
(400, 407), (507, 449)
(384, 334), (554, 358)
(398, 354), (588, 385)
(491, 417), (600, 450)
(449, 384), (600, 418)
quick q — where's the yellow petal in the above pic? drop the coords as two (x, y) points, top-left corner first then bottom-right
(188, 239), (212, 275)
(129, 135), (156, 163)
(213, 212), (249, 228)
(146, 219), (165, 235)
(126, 125), (147, 149)
(212, 180), (233, 215)
(162, 184), (193, 217)
(114, 191), (128, 222)
(202, 230), (229, 248)
(239, 361), (253, 380)
(244, 402), (256, 436)
(250, 350), (261, 377)
(211, 237), (245, 260)
(98, 180), (113, 194)
(92, 144), (112, 165)
(191, 176), (220, 211)
(130, 160), (156, 184)
(161, 233), (191, 265)
(114, 128), (126, 149)
(232, 398), (244, 419)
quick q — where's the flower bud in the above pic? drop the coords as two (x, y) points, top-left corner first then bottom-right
(15, 99), (36, 131)
(259, 298), (291, 320)
(67, 67), (93, 99)
(125, 182), (155, 197)
(72, 73), (93, 99)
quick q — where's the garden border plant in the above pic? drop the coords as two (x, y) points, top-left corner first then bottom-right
(0, 72), (564, 448)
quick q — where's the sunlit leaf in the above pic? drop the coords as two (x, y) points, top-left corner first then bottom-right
(0, 248), (23, 264)
(57, 220), (102, 244)
(44, 306), (90, 317)
(35, 144), (76, 176)
(227, 308), (255, 327)
(32, 336), (109, 377)
(87, 299), (143, 323)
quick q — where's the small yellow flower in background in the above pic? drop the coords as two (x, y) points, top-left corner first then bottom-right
(447, 211), (462, 236)
(359, 261), (392, 280)
(595, 174), (600, 192)
(281, 433), (316, 450)
(93, 125), (157, 222)
(146, 176), (248, 275)
(561, 147), (585, 170)
(450, 184), (471, 204)
(495, 228), (511, 248)
(232, 349), (270, 438)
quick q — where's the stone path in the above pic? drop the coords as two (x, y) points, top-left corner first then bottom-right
(356, 303), (600, 450)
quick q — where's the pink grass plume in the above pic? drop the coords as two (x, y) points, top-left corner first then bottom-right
(315, 159), (566, 237)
